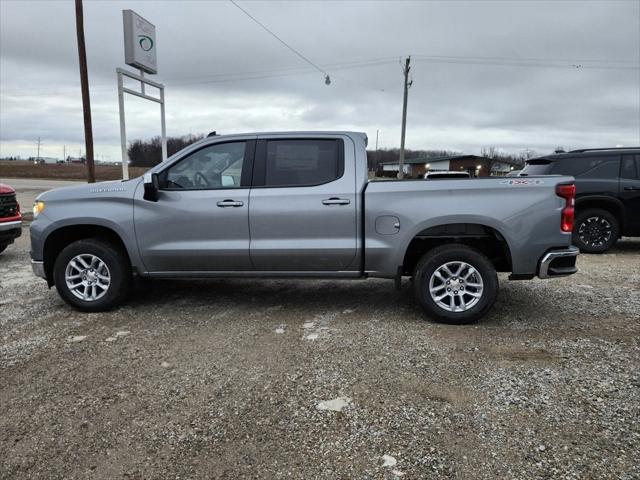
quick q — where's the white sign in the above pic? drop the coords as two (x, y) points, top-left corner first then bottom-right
(123, 10), (157, 74)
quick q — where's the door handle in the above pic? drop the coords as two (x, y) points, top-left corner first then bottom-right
(624, 186), (640, 191)
(216, 199), (244, 207)
(322, 198), (350, 206)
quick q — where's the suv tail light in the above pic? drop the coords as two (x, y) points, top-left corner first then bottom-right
(556, 184), (575, 232)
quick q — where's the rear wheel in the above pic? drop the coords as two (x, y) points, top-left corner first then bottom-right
(53, 239), (131, 311)
(573, 208), (619, 253)
(413, 244), (498, 325)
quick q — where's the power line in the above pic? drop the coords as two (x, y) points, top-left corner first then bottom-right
(413, 55), (638, 70)
(168, 57), (397, 87)
(413, 53), (638, 65)
(0, 57), (398, 96)
(1, 52), (637, 99)
(229, 0), (331, 83)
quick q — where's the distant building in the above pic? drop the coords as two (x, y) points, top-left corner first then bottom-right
(379, 155), (520, 178)
(379, 155), (488, 178)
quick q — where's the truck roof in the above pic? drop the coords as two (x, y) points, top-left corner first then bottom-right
(533, 147), (640, 162)
(207, 131), (367, 138)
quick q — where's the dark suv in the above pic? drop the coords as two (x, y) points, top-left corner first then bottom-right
(520, 147), (640, 253)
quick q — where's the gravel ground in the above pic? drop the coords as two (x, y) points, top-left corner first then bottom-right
(1, 225), (638, 479)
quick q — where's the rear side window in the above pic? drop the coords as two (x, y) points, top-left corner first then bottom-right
(552, 155), (619, 179)
(263, 139), (343, 187)
(621, 155), (639, 179)
(521, 160), (553, 176)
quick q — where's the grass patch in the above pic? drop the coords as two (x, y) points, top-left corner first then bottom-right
(0, 161), (148, 181)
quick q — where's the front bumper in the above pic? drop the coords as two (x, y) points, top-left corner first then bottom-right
(0, 219), (22, 244)
(31, 260), (46, 279)
(538, 246), (579, 279)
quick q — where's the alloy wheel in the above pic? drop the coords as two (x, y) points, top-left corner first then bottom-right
(578, 216), (612, 248)
(428, 261), (484, 312)
(65, 254), (111, 301)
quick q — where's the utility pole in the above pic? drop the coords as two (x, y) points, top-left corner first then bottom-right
(398, 56), (411, 179)
(36, 137), (42, 161)
(375, 129), (379, 151)
(74, 0), (95, 183)
(63, 144), (66, 162)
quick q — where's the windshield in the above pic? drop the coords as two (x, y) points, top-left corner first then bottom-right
(520, 160), (553, 176)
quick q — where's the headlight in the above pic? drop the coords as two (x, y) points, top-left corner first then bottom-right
(33, 201), (45, 218)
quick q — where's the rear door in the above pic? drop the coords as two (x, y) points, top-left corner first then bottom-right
(248, 136), (358, 271)
(619, 154), (640, 235)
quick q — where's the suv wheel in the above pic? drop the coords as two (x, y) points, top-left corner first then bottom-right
(53, 239), (132, 311)
(573, 208), (619, 253)
(413, 244), (499, 325)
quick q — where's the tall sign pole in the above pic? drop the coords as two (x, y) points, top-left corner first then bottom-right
(119, 10), (165, 178)
(398, 56), (411, 180)
(75, 0), (95, 183)
(117, 71), (129, 179)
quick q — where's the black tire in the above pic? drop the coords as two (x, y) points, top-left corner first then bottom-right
(53, 239), (132, 312)
(573, 208), (619, 253)
(413, 244), (499, 325)
(0, 244), (7, 254)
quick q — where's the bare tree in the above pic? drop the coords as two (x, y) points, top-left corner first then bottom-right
(128, 134), (205, 167)
(480, 146), (502, 174)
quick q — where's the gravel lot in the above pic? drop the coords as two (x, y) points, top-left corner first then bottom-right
(1, 222), (639, 479)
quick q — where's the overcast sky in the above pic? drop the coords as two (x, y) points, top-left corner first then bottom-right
(1, 0), (639, 161)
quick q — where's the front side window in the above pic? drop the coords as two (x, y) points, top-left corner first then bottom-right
(264, 139), (342, 187)
(163, 142), (246, 189)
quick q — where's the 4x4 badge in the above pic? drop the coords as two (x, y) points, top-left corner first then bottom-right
(499, 179), (545, 185)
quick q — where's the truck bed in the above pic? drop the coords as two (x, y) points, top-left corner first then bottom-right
(363, 176), (574, 277)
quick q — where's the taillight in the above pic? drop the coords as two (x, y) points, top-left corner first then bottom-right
(556, 184), (575, 232)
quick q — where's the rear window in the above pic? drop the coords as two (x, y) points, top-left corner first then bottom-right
(520, 160), (553, 176)
(426, 173), (469, 179)
(264, 139), (343, 187)
(551, 155), (619, 179)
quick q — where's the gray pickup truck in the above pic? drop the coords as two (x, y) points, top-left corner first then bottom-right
(30, 132), (578, 324)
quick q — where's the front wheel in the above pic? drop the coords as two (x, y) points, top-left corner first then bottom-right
(0, 244), (7, 254)
(53, 239), (132, 312)
(413, 244), (499, 325)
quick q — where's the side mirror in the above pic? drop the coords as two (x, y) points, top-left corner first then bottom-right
(143, 172), (160, 202)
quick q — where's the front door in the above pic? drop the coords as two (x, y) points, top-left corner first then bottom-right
(620, 154), (640, 235)
(249, 137), (358, 271)
(134, 139), (255, 272)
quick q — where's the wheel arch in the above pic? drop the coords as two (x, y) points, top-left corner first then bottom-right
(575, 196), (625, 230)
(42, 224), (132, 286)
(401, 221), (513, 276)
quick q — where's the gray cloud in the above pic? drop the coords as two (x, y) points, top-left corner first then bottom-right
(1, 0), (639, 160)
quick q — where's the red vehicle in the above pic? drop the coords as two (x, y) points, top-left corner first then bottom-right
(0, 183), (22, 254)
